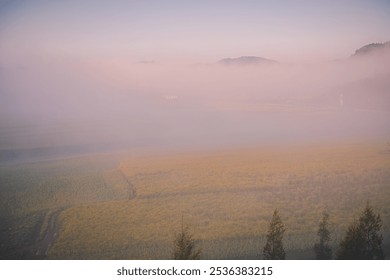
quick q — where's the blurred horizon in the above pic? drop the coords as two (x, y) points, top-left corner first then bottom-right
(1, 0), (390, 162)
(1, 0), (390, 64)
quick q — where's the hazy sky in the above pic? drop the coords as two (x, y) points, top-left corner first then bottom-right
(1, 0), (390, 63)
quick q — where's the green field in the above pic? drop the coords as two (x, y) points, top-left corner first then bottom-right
(1, 142), (390, 259)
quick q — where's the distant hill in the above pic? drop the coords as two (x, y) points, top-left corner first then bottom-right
(305, 40), (390, 111)
(353, 41), (390, 56)
(217, 56), (277, 65)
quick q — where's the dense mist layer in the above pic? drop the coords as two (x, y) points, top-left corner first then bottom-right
(1, 47), (390, 161)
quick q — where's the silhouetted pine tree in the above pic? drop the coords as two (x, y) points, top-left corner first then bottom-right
(314, 212), (332, 259)
(173, 218), (201, 260)
(263, 209), (286, 260)
(337, 203), (384, 260)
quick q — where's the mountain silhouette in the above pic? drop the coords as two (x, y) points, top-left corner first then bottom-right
(217, 56), (277, 65)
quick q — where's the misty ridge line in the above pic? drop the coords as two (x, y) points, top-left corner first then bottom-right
(1, 40), (389, 67)
(0, 40), (389, 161)
(213, 41), (390, 66)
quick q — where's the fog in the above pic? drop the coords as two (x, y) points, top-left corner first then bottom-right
(1, 49), (390, 162)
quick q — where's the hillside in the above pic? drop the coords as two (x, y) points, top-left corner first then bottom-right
(353, 41), (390, 56)
(307, 41), (390, 110)
(217, 56), (277, 65)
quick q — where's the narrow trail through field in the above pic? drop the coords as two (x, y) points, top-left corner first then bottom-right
(138, 186), (267, 200)
(103, 168), (137, 200)
(35, 208), (63, 257)
(31, 168), (137, 258)
(119, 170), (137, 199)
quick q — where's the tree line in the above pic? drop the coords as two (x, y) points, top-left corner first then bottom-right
(173, 202), (385, 260)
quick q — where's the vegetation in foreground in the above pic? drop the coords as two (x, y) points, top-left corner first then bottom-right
(261, 203), (385, 260)
(313, 212), (332, 260)
(173, 218), (201, 260)
(1, 142), (389, 259)
(337, 203), (384, 260)
(263, 209), (286, 260)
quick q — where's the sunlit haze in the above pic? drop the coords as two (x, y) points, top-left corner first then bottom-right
(1, 0), (390, 63)
(0, 0), (389, 156)
(1, 0), (390, 263)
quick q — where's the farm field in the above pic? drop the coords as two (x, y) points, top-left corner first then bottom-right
(0, 153), (127, 258)
(1, 142), (389, 259)
(1, 0), (390, 265)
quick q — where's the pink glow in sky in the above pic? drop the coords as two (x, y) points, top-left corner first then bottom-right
(0, 0), (389, 154)
(0, 0), (389, 64)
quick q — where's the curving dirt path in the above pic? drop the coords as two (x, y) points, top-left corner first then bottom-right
(103, 169), (137, 200)
(34, 208), (63, 257)
(30, 170), (136, 258)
